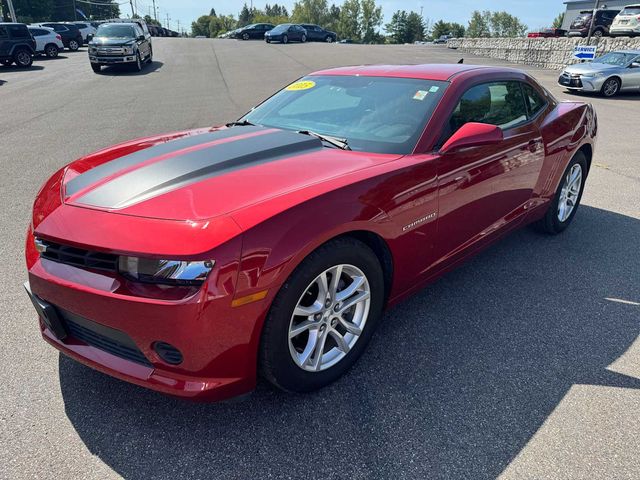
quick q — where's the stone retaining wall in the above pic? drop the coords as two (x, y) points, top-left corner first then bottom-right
(446, 37), (640, 70)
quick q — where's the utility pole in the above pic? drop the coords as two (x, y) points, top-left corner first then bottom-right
(152, 0), (157, 21)
(166, 12), (170, 30)
(72, 0), (78, 20)
(6, 0), (17, 22)
(176, 19), (180, 33)
(129, 0), (135, 18)
(586, 0), (599, 43)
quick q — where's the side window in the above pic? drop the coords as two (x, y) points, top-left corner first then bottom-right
(521, 83), (547, 117)
(449, 81), (528, 135)
(8, 25), (30, 38)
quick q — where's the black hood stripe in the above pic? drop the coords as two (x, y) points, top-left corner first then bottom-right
(74, 128), (322, 209)
(65, 126), (266, 198)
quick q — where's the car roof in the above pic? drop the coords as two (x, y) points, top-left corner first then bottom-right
(310, 64), (502, 81)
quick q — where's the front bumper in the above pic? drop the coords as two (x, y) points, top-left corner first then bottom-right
(26, 255), (268, 402)
(89, 55), (136, 64)
(558, 73), (605, 92)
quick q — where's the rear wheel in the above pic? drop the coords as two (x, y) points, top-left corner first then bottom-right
(242, 33), (249, 40)
(592, 28), (604, 38)
(325, 35), (333, 43)
(601, 77), (620, 97)
(301, 34), (307, 43)
(282, 34), (288, 44)
(44, 44), (59, 58)
(13, 49), (33, 68)
(533, 151), (587, 234)
(260, 237), (384, 393)
(68, 39), (80, 51)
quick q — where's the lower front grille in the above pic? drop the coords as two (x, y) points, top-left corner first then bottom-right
(61, 309), (152, 367)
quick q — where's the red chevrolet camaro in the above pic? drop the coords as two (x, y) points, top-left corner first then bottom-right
(25, 64), (597, 401)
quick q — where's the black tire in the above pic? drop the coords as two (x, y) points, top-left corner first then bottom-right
(68, 39), (80, 51)
(325, 35), (333, 43)
(13, 49), (33, 68)
(592, 28), (604, 38)
(133, 52), (142, 72)
(301, 34), (307, 43)
(242, 33), (249, 40)
(601, 77), (621, 97)
(44, 44), (59, 58)
(146, 46), (153, 63)
(533, 151), (588, 234)
(266, 38), (271, 43)
(282, 34), (288, 44)
(91, 63), (101, 73)
(260, 237), (385, 393)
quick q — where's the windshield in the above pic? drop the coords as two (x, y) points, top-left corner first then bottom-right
(621, 6), (640, 15)
(594, 52), (639, 65)
(242, 75), (448, 154)
(271, 24), (291, 33)
(95, 24), (135, 38)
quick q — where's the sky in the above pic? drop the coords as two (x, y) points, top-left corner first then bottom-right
(136, 0), (568, 34)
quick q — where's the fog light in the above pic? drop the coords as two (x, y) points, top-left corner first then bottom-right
(153, 341), (183, 365)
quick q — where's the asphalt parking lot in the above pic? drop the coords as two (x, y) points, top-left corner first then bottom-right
(1, 38), (639, 479)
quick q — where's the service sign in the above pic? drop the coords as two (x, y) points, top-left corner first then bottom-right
(573, 46), (597, 61)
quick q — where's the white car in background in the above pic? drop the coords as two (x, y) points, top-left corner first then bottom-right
(72, 22), (97, 43)
(610, 5), (640, 36)
(27, 26), (64, 58)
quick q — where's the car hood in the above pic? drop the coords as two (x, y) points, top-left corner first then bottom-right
(90, 37), (135, 46)
(564, 62), (618, 75)
(62, 125), (401, 223)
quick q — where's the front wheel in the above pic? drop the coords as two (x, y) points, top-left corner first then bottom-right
(533, 151), (587, 234)
(601, 77), (620, 97)
(282, 34), (288, 44)
(592, 29), (604, 38)
(242, 33), (249, 40)
(301, 34), (307, 43)
(325, 35), (334, 43)
(260, 237), (384, 393)
(133, 52), (142, 72)
(68, 39), (80, 51)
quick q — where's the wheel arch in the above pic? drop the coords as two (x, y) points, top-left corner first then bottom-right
(577, 143), (593, 174)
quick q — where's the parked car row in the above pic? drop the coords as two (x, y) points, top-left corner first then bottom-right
(220, 22), (337, 44)
(568, 5), (640, 37)
(1, 18), (158, 71)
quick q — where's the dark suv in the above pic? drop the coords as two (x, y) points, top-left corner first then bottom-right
(568, 9), (621, 37)
(299, 24), (337, 42)
(88, 22), (152, 73)
(234, 23), (275, 40)
(38, 23), (83, 50)
(0, 23), (36, 67)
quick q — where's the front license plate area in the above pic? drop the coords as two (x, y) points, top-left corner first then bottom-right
(24, 282), (67, 340)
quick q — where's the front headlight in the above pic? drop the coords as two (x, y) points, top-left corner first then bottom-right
(118, 256), (214, 286)
(591, 71), (605, 78)
(123, 46), (134, 54)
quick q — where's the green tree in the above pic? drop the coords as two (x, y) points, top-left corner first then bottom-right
(191, 14), (212, 37)
(552, 12), (565, 29)
(406, 11), (425, 42)
(238, 3), (254, 27)
(326, 3), (340, 31)
(360, 0), (382, 43)
(291, 0), (329, 24)
(385, 10), (409, 44)
(338, 0), (360, 40)
(466, 10), (491, 37)
(489, 11), (527, 37)
(144, 14), (161, 27)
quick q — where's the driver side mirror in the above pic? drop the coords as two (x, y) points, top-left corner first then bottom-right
(630, 62), (640, 68)
(137, 35), (145, 41)
(86, 33), (93, 42)
(439, 122), (503, 154)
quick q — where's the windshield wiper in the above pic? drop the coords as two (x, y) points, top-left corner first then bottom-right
(226, 119), (255, 127)
(298, 130), (351, 150)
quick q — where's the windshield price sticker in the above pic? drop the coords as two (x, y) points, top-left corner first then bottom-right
(286, 80), (316, 91)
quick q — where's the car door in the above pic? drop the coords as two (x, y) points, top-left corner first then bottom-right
(623, 55), (640, 90)
(0, 26), (9, 57)
(308, 25), (320, 41)
(434, 80), (545, 266)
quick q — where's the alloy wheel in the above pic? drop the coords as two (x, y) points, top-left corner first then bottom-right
(46, 45), (58, 57)
(602, 78), (619, 97)
(15, 51), (31, 66)
(557, 163), (582, 222)
(69, 40), (79, 50)
(288, 264), (371, 372)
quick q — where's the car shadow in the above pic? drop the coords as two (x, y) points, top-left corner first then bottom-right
(34, 55), (69, 62)
(59, 205), (640, 479)
(96, 60), (163, 76)
(564, 89), (640, 100)
(0, 64), (45, 71)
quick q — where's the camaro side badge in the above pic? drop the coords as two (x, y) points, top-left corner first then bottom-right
(403, 212), (437, 232)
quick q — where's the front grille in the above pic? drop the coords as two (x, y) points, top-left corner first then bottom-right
(37, 238), (118, 273)
(97, 47), (125, 55)
(62, 311), (152, 367)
